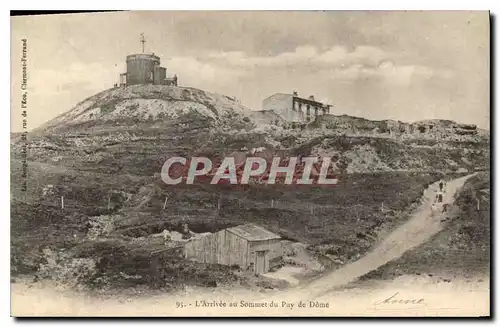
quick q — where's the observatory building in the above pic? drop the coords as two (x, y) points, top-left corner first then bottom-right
(119, 34), (178, 87)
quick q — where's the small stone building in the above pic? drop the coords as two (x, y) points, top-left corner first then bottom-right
(184, 223), (282, 275)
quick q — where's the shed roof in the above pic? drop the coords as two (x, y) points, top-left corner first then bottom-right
(226, 224), (281, 242)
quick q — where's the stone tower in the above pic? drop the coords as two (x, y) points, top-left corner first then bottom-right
(119, 34), (178, 87)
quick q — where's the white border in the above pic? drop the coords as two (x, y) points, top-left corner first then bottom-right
(2, 2), (497, 326)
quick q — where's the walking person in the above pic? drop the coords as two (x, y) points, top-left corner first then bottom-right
(436, 191), (444, 204)
(438, 179), (444, 192)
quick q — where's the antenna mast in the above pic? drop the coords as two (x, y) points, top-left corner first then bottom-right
(140, 33), (146, 53)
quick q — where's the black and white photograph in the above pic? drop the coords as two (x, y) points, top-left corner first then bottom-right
(9, 10), (490, 317)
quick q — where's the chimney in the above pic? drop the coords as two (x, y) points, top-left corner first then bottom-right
(308, 95), (315, 101)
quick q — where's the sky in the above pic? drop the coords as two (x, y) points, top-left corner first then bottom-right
(11, 11), (490, 132)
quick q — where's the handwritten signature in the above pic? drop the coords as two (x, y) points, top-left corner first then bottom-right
(374, 292), (426, 307)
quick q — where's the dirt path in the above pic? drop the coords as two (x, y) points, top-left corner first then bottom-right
(273, 173), (476, 300)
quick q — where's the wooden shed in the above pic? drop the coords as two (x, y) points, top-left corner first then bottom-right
(184, 223), (282, 275)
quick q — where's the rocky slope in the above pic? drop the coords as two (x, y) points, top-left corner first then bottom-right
(12, 84), (489, 177)
(10, 84), (490, 291)
(36, 85), (252, 134)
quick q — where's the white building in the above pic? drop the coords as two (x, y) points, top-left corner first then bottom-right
(261, 91), (332, 123)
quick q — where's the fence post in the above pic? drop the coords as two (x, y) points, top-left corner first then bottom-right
(61, 196), (64, 210)
(271, 199), (274, 208)
(162, 196), (169, 211)
(107, 195), (111, 210)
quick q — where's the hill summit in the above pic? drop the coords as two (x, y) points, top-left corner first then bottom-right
(38, 85), (252, 133)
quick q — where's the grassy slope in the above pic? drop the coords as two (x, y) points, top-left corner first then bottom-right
(11, 153), (441, 285)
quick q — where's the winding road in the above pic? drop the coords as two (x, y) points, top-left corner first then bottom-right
(272, 173), (476, 300)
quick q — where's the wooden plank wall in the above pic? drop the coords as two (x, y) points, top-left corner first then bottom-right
(184, 230), (249, 268)
(225, 231), (248, 267)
